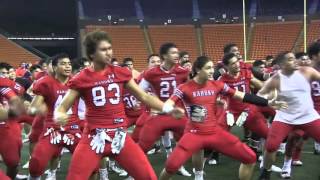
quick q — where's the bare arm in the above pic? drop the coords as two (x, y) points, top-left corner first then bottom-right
(250, 75), (264, 90)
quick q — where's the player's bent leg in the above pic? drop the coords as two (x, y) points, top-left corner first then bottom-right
(301, 119), (320, 143)
(114, 136), (157, 180)
(160, 133), (201, 180)
(29, 136), (60, 177)
(66, 136), (101, 180)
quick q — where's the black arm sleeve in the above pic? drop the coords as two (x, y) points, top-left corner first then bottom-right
(243, 93), (268, 106)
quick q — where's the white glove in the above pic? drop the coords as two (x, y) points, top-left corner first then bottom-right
(89, 129), (112, 154)
(111, 129), (126, 154)
(63, 133), (81, 146)
(236, 111), (249, 127)
(44, 128), (62, 144)
(226, 111), (235, 126)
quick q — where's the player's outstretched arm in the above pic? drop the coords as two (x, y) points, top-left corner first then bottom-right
(125, 78), (164, 111)
(54, 89), (79, 126)
(28, 95), (46, 116)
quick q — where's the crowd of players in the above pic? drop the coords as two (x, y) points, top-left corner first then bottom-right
(0, 30), (320, 180)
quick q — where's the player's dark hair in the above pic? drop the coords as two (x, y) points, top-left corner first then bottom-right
(265, 55), (273, 61)
(147, 54), (160, 63)
(190, 56), (211, 79)
(274, 51), (291, 65)
(0, 62), (11, 70)
(159, 43), (177, 59)
(295, 52), (308, 60)
(223, 43), (237, 54)
(84, 30), (112, 61)
(123, 57), (133, 64)
(252, 59), (265, 67)
(51, 53), (70, 67)
(307, 42), (320, 59)
(179, 51), (189, 59)
(29, 64), (42, 73)
(222, 53), (237, 65)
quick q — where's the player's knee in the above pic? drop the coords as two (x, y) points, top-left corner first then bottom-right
(165, 158), (181, 174)
(265, 139), (279, 153)
(3, 154), (20, 168)
(29, 157), (44, 176)
(239, 142), (257, 164)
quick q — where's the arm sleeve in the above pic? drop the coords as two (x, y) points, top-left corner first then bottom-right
(32, 80), (46, 96)
(170, 85), (184, 102)
(0, 87), (17, 99)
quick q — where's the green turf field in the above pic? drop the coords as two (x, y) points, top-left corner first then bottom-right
(1, 126), (320, 179)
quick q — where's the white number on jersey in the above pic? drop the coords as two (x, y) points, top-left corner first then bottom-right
(160, 80), (177, 98)
(311, 81), (320, 96)
(55, 94), (73, 115)
(92, 83), (121, 107)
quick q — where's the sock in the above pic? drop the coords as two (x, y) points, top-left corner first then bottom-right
(283, 158), (292, 170)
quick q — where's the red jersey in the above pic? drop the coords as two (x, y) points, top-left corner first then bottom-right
(123, 79), (142, 117)
(33, 75), (79, 128)
(142, 64), (189, 101)
(68, 66), (132, 129)
(170, 80), (235, 134)
(311, 80), (320, 113)
(219, 69), (252, 112)
(0, 76), (18, 101)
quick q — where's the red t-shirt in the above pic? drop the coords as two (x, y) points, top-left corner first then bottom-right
(33, 75), (79, 128)
(219, 69), (252, 113)
(68, 66), (132, 129)
(123, 79), (142, 117)
(143, 64), (189, 102)
(170, 80), (235, 134)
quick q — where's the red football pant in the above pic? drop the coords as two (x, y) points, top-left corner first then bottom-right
(66, 134), (157, 180)
(0, 170), (10, 180)
(131, 111), (151, 142)
(28, 115), (44, 143)
(0, 120), (22, 169)
(233, 105), (269, 139)
(138, 114), (187, 152)
(266, 120), (320, 153)
(165, 128), (256, 174)
(126, 115), (139, 128)
(29, 133), (79, 177)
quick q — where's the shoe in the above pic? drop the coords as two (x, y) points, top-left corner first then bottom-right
(259, 161), (282, 173)
(177, 166), (191, 177)
(258, 155), (263, 162)
(110, 165), (122, 174)
(147, 148), (156, 155)
(208, 159), (217, 165)
(281, 168), (291, 179)
(45, 171), (56, 180)
(292, 160), (303, 166)
(16, 174), (28, 180)
(22, 161), (29, 169)
(118, 169), (128, 177)
(124, 176), (134, 180)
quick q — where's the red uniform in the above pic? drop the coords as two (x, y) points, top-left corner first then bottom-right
(29, 75), (82, 177)
(66, 66), (156, 180)
(138, 64), (189, 152)
(0, 77), (24, 173)
(219, 69), (269, 138)
(164, 80), (256, 174)
(123, 85), (142, 127)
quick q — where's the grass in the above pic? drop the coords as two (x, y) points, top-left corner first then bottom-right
(1, 126), (320, 179)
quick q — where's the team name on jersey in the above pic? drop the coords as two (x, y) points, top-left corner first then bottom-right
(161, 77), (175, 81)
(229, 81), (245, 87)
(192, 90), (215, 97)
(56, 90), (67, 94)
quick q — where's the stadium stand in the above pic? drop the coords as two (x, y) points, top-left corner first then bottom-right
(250, 21), (302, 60)
(0, 34), (39, 66)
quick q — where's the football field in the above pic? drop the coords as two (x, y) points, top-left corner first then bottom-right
(2, 127), (320, 180)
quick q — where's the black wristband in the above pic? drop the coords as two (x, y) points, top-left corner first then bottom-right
(243, 93), (268, 106)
